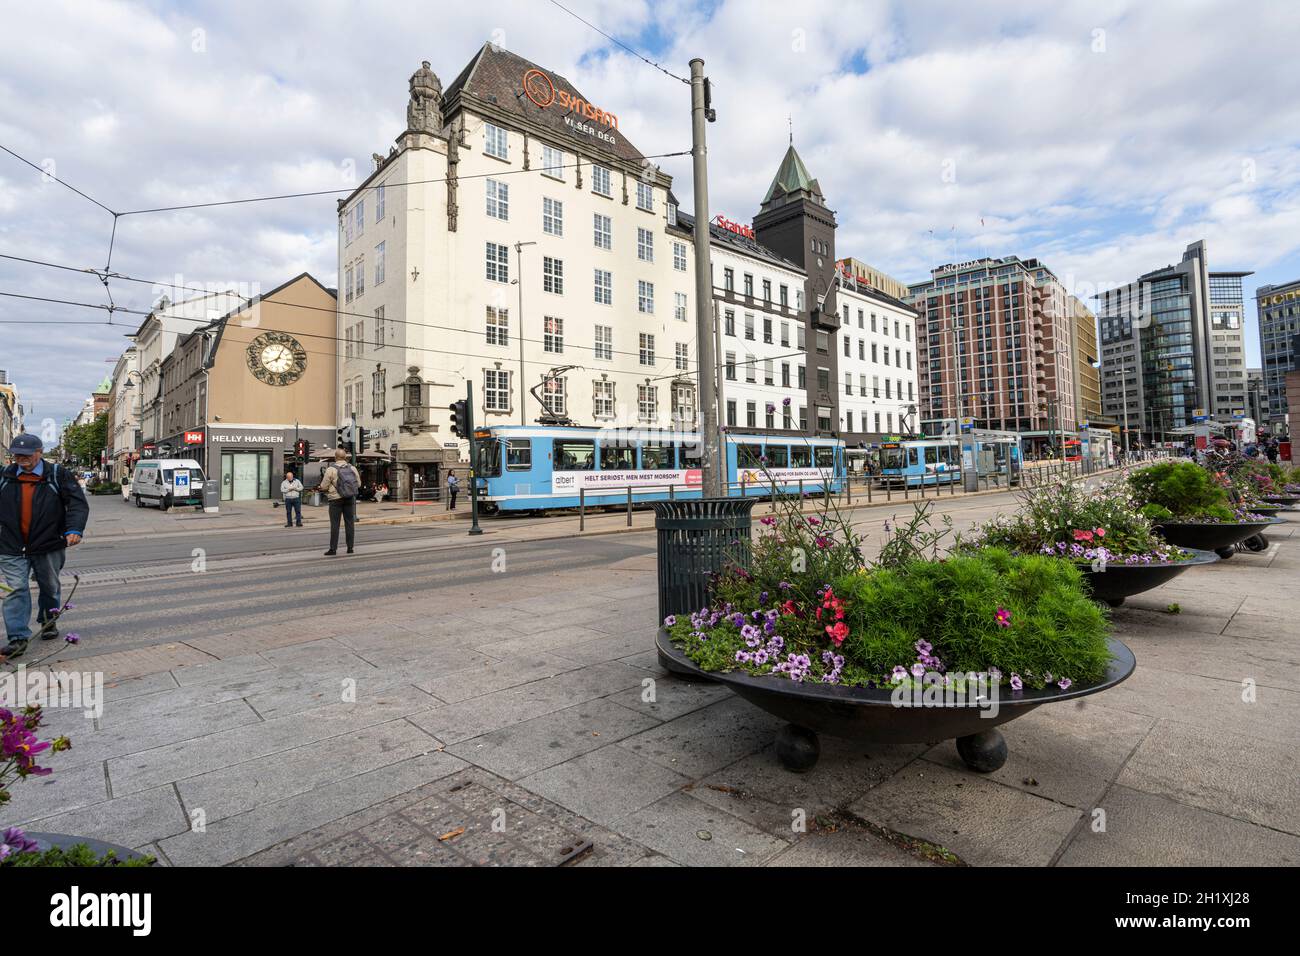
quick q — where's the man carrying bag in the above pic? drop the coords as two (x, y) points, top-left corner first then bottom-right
(318, 449), (360, 556)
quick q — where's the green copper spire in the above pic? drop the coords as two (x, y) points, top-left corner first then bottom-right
(761, 143), (823, 205)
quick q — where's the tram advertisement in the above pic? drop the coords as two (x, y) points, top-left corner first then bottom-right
(551, 469), (703, 493)
(737, 467), (831, 485)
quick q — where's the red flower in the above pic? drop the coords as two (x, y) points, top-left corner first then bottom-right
(825, 622), (849, 645)
(780, 599), (798, 617)
(1072, 529), (1093, 542)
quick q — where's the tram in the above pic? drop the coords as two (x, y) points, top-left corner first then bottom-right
(471, 425), (845, 514)
(878, 430), (1021, 488)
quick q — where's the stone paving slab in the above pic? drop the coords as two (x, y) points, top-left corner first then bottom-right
(764, 824), (934, 867)
(613, 791), (790, 866)
(1058, 785), (1300, 867)
(0, 760), (109, 829)
(415, 652), (583, 703)
(517, 744), (692, 829)
(848, 762), (1083, 867)
(21, 785), (190, 851)
(617, 696), (784, 779)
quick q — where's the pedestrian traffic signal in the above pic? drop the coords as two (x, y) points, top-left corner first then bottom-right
(355, 426), (368, 452)
(295, 438), (311, 461)
(450, 400), (469, 437)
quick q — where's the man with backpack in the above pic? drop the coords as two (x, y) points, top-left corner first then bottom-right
(1, 433), (89, 659)
(318, 448), (360, 556)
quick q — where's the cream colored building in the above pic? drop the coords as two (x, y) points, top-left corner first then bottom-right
(336, 46), (694, 494)
(109, 345), (140, 480)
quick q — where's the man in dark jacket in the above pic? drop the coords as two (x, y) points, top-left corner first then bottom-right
(1, 433), (89, 659)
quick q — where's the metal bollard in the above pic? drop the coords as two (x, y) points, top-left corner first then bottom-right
(669, 483), (675, 501)
(580, 488), (585, 531)
(627, 486), (633, 527)
(798, 479), (804, 510)
(846, 476), (852, 504)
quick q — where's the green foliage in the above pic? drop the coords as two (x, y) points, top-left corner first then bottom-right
(58, 413), (109, 468)
(1138, 503), (1173, 522)
(1128, 461), (1232, 520)
(89, 482), (121, 496)
(2, 843), (155, 867)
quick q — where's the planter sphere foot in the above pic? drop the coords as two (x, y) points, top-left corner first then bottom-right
(956, 729), (1007, 773)
(1105, 596), (1125, 608)
(775, 724), (820, 773)
(1214, 547), (1236, 559)
(1243, 534), (1268, 553)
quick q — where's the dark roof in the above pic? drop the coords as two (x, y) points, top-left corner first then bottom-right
(443, 43), (647, 166)
(676, 211), (804, 273)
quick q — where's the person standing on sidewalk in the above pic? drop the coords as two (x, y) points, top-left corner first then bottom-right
(1, 433), (89, 659)
(281, 469), (304, 528)
(319, 449), (360, 556)
(446, 472), (459, 510)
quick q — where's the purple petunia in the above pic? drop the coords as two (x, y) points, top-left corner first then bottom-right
(663, 615), (677, 627)
(1010, 673), (1023, 691)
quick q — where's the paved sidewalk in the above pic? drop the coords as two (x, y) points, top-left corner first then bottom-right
(5, 499), (1297, 866)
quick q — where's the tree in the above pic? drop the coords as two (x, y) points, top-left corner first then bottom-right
(60, 413), (108, 467)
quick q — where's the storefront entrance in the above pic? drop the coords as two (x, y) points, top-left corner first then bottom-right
(221, 450), (272, 501)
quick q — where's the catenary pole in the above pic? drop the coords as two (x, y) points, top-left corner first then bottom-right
(689, 58), (722, 498)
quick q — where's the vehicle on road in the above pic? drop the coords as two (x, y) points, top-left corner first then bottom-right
(878, 431), (1022, 488)
(472, 425), (845, 515)
(130, 459), (208, 510)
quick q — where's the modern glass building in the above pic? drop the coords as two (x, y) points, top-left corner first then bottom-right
(1257, 278), (1300, 434)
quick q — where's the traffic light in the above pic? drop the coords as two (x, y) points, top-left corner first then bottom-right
(355, 427), (368, 452)
(295, 438), (311, 462)
(336, 419), (354, 450)
(449, 400), (469, 437)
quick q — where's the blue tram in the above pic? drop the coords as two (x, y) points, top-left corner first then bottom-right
(472, 425), (845, 514)
(878, 432), (1022, 488)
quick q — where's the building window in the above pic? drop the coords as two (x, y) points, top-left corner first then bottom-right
(725, 351), (736, 381)
(746, 356), (756, 383)
(374, 306), (385, 348)
(725, 310), (735, 336)
(486, 306), (508, 346)
(593, 379), (614, 418)
(372, 368), (386, 416)
(762, 279), (771, 303)
(781, 321), (790, 347)
(746, 401), (757, 428)
(673, 241), (687, 272)
(638, 280), (654, 314)
(375, 183), (385, 221)
(485, 123), (508, 160)
(543, 256), (564, 295)
(724, 268), (734, 292)
(639, 332), (655, 366)
(743, 274), (754, 298)
(355, 199), (364, 238)
(780, 285), (789, 307)
(594, 269), (612, 305)
(726, 400), (737, 427)
(872, 343), (879, 362)
(843, 337), (850, 358)
(745, 313), (755, 340)
(763, 317), (773, 344)
(638, 384), (657, 421)
(542, 145), (564, 179)
(486, 179), (509, 220)
(637, 227), (654, 262)
(485, 242), (509, 282)
(817, 367), (830, 392)
(345, 265), (354, 303)
(593, 213), (611, 250)
(484, 369), (510, 411)
(765, 360), (774, 385)
(543, 198), (563, 236)
(543, 316), (564, 354)
(675, 292), (688, 322)
(782, 363), (790, 387)
(594, 325), (613, 361)
(355, 256), (365, 297)
(592, 165), (611, 197)
(541, 376), (566, 416)
(636, 181), (653, 212)
(374, 242), (385, 286)
(845, 372), (852, 396)
(676, 342), (689, 371)
(797, 326), (806, 351)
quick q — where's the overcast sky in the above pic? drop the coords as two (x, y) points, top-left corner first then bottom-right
(2, 0), (1298, 430)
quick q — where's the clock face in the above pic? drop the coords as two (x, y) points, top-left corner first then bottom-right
(246, 333), (307, 386)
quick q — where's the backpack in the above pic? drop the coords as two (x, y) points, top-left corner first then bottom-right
(0, 461), (61, 495)
(333, 464), (359, 499)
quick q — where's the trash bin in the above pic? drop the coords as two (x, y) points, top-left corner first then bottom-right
(652, 498), (756, 627)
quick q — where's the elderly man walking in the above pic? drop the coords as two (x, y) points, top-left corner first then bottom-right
(1, 434), (89, 659)
(318, 448), (360, 556)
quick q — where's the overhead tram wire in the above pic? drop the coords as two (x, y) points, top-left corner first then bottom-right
(546, 0), (690, 85)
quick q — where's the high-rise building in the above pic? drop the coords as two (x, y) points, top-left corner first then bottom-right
(906, 256), (1078, 454)
(1069, 294), (1102, 426)
(1098, 242), (1252, 445)
(1256, 278), (1299, 434)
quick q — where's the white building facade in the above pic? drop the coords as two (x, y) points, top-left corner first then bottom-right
(336, 46), (697, 487)
(833, 277), (920, 440)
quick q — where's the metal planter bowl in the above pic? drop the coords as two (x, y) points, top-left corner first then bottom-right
(656, 629), (1136, 774)
(1079, 549), (1218, 607)
(1262, 494), (1300, 507)
(1153, 518), (1283, 558)
(22, 832), (154, 864)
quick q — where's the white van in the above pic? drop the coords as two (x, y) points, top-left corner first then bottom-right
(130, 459), (208, 510)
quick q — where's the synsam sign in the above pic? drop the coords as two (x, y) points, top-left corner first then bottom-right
(523, 68), (619, 131)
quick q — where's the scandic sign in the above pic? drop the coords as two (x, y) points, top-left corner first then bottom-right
(713, 215), (755, 240)
(522, 69), (619, 130)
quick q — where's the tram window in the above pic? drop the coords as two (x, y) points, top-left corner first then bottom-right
(766, 445), (789, 468)
(923, 446), (938, 465)
(600, 444), (637, 470)
(477, 442), (501, 478)
(814, 447), (835, 469)
(939, 445), (957, 467)
(909, 448), (921, 467)
(505, 439), (532, 471)
(680, 441), (702, 465)
(641, 445), (671, 470)
(881, 447), (905, 469)
(738, 443), (764, 467)
(791, 446), (812, 467)
(554, 440), (595, 470)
